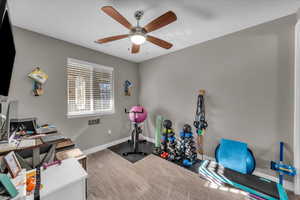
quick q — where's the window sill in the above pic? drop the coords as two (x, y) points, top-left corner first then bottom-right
(67, 111), (115, 119)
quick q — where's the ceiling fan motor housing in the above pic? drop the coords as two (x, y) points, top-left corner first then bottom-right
(130, 26), (147, 36)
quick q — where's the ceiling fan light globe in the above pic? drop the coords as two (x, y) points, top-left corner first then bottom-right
(130, 34), (146, 45)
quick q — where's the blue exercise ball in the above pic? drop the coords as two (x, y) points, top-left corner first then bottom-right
(215, 144), (256, 174)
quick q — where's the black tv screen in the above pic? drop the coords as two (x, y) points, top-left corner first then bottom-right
(0, 6), (16, 97)
(0, 0), (5, 22)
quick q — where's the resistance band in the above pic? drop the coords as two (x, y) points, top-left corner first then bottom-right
(193, 90), (208, 156)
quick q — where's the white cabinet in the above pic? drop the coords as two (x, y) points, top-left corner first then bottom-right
(27, 158), (87, 200)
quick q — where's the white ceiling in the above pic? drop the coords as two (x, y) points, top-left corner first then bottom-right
(8, 0), (300, 63)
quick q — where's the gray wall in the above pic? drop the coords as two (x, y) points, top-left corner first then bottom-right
(9, 27), (139, 150)
(139, 15), (296, 171)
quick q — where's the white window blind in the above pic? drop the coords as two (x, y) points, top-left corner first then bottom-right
(67, 58), (114, 118)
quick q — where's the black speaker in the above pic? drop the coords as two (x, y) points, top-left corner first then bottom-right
(0, 0), (16, 97)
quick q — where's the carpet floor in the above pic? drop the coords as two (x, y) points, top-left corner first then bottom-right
(86, 149), (300, 200)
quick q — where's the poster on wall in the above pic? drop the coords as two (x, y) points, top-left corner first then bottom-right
(28, 67), (48, 96)
(124, 80), (132, 96)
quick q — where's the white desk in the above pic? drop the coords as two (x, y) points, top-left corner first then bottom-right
(39, 158), (87, 200)
(13, 158), (87, 200)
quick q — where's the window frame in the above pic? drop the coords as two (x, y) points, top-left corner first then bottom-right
(66, 58), (115, 119)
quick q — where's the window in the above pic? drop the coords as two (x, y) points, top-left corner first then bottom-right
(67, 58), (114, 118)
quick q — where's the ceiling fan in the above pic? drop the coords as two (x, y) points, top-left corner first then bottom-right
(96, 6), (177, 54)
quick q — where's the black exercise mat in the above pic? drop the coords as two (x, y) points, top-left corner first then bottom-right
(201, 160), (279, 199)
(109, 141), (154, 163)
(224, 167), (279, 199)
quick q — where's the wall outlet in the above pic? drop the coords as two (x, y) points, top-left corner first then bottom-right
(88, 118), (100, 125)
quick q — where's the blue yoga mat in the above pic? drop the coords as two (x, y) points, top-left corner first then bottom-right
(219, 139), (248, 174)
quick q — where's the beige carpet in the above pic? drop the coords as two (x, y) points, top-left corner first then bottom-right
(87, 149), (299, 200)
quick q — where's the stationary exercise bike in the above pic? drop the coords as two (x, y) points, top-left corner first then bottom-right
(123, 106), (148, 156)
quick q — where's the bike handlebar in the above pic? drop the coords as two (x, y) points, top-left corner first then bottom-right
(125, 108), (144, 114)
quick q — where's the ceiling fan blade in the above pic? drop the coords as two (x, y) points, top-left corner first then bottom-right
(132, 44), (140, 54)
(101, 6), (133, 30)
(144, 11), (177, 33)
(147, 35), (173, 49)
(96, 34), (129, 44)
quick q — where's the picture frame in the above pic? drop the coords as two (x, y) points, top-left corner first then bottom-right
(3, 151), (21, 178)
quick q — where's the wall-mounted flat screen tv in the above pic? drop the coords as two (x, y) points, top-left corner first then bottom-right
(0, 0), (16, 97)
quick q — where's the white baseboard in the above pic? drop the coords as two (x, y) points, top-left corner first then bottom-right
(141, 135), (155, 143)
(83, 136), (130, 155)
(84, 135), (151, 156)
